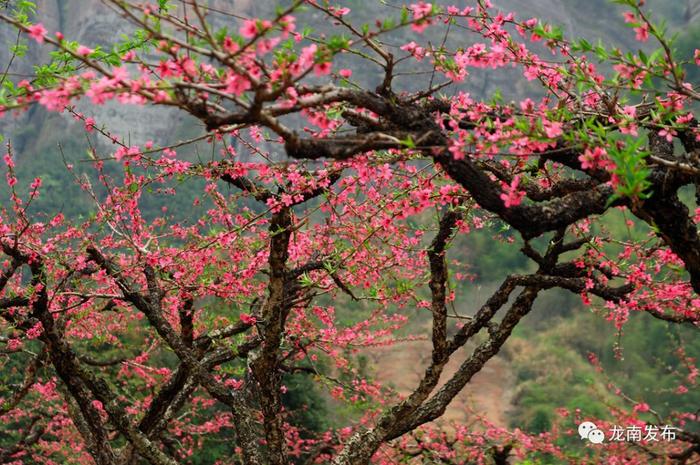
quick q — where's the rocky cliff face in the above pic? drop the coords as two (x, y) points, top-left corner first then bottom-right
(0, 0), (256, 155)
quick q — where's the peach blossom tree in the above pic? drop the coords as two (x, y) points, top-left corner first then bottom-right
(0, 1), (699, 464)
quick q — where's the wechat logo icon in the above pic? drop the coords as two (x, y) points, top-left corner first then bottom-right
(579, 421), (605, 444)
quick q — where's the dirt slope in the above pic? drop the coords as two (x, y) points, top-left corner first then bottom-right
(366, 336), (514, 429)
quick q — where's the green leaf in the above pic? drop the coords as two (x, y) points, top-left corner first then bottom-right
(400, 6), (410, 24)
(400, 136), (415, 148)
(594, 40), (609, 61)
